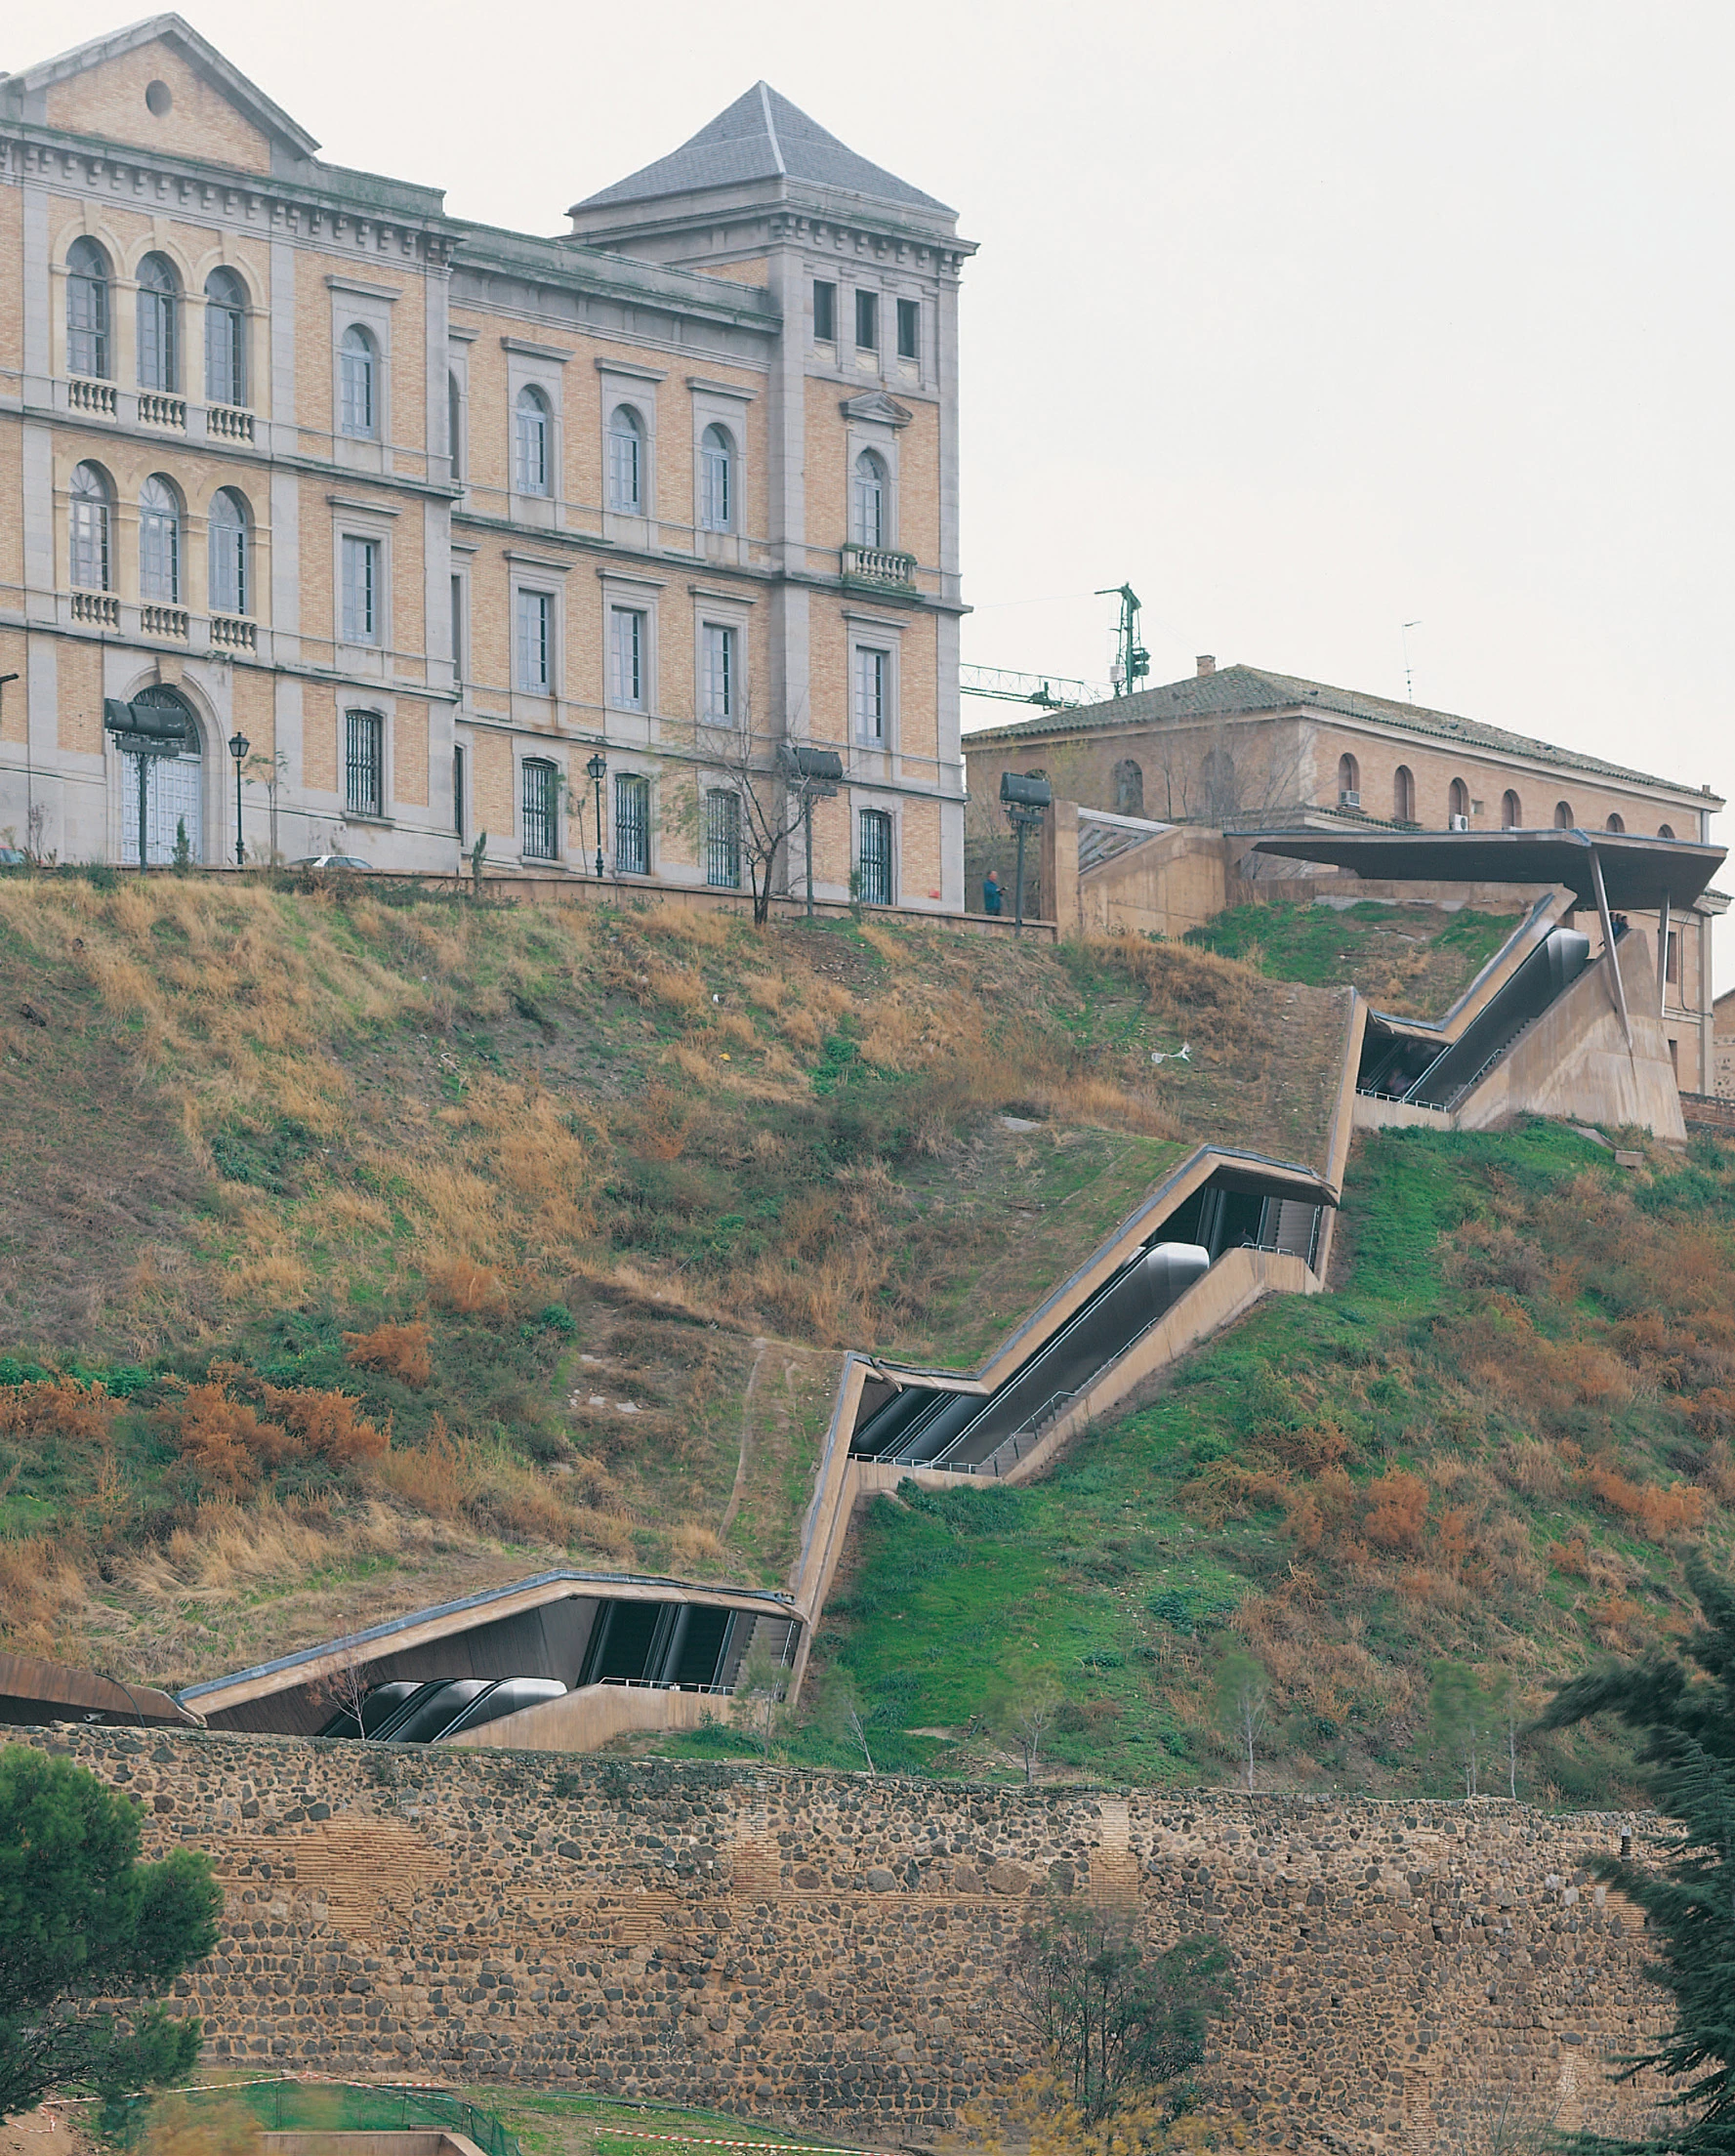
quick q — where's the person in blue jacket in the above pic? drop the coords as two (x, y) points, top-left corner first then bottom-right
(983, 868), (1004, 915)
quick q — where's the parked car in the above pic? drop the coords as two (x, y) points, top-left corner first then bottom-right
(290, 853), (371, 872)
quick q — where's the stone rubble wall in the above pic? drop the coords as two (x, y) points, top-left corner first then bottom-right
(9, 1727), (1673, 2152)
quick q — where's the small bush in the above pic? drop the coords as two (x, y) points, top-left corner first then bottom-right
(427, 1258), (507, 1316)
(344, 1319), (433, 1388)
(1363, 1470), (1428, 1554)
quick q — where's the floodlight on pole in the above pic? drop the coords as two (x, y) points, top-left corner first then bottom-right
(783, 744), (843, 921)
(999, 769), (1052, 935)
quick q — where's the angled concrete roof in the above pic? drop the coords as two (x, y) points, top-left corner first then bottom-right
(570, 82), (952, 216)
(0, 12), (319, 155)
(1251, 827), (1727, 914)
(966, 663), (1721, 805)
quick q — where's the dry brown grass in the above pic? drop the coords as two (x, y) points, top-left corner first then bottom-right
(345, 1319), (433, 1388)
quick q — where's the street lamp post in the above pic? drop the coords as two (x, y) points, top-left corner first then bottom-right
(999, 769), (1053, 935)
(227, 731), (251, 867)
(585, 752), (606, 879)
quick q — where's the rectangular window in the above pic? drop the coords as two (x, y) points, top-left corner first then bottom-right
(705, 789), (742, 890)
(701, 623), (735, 723)
(813, 279), (837, 344)
(853, 645), (888, 744)
(453, 745), (466, 841)
(858, 808), (893, 907)
(515, 589), (553, 692)
(854, 289), (878, 352)
(341, 535), (380, 645)
(610, 606), (645, 709)
(1667, 929), (1680, 985)
(614, 772), (650, 876)
(450, 574), (464, 684)
(522, 759), (558, 861)
(345, 710), (384, 819)
(896, 298), (919, 361)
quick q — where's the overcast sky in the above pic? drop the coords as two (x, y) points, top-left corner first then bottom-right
(13, 1), (1731, 858)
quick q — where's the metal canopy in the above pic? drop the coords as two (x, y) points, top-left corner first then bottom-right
(1249, 828), (1726, 913)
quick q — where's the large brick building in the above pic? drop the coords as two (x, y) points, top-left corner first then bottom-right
(0, 17), (972, 904)
(965, 659), (1726, 1090)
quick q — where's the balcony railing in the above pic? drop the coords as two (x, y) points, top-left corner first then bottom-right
(210, 612), (257, 652)
(841, 543), (917, 589)
(70, 591), (120, 627)
(142, 603), (188, 641)
(138, 392), (186, 431)
(67, 377), (117, 419)
(207, 403), (255, 443)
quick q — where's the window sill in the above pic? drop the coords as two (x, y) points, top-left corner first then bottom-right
(344, 812), (394, 828)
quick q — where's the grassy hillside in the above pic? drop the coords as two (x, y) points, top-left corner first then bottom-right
(0, 871), (1347, 1684)
(1186, 896), (1519, 1016)
(770, 1119), (1735, 1804)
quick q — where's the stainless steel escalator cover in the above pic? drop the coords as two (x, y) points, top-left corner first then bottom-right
(1543, 927), (1591, 993)
(1141, 1242), (1212, 1298)
(435, 1677), (567, 1740)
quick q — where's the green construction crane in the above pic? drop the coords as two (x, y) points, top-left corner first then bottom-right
(1095, 584), (1150, 697)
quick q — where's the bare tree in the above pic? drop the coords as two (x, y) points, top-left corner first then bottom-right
(817, 1669), (877, 1774)
(730, 1637), (791, 1754)
(668, 709), (836, 926)
(1216, 1648), (1269, 1793)
(313, 1628), (381, 1737)
(990, 1670), (1065, 1786)
(245, 747), (290, 864)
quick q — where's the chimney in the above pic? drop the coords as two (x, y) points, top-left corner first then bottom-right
(1196, 654), (1216, 677)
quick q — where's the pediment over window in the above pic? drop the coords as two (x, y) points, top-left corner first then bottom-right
(839, 391), (912, 428)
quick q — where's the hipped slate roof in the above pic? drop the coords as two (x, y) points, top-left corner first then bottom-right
(969, 662), (1717, 804)
(572, 82), (952, 216)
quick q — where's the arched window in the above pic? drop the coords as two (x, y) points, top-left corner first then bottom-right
(121, 685), (202, 867)
(1113, 758), (1144, 817)
(1605, 811), (1626, 833)
(208, 487), (250, 616)
(340, 325), (377, 438)
(1448, 777), (1469, 824)
(1338, 752), (1360, 802)
(203, 267), (247, 407)
(1393, 765), (1416, 821)
(139, 476), (181, 602)
(851, 449), (887, 549)
(447, 371), (464, 480)
(607, 405), (643, 512)
(1502, 789), (1522, 829)
(136, 253), (179, 392)
(68, 462), (112, 589)
(514, 385), (550, 496)
(1659, 823), (1675, 840)
(699, 423), (734, 531)
(66, 238), (111, 378)
(1553, 800), (1574, 828)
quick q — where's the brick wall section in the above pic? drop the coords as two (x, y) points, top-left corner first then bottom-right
(6, 1729), (1671, 2151)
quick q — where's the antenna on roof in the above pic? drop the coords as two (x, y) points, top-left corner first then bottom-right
(1402, 620), (1422, 703)
(1095, 585), (1149, 698)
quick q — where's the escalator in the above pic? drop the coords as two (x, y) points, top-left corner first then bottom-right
(1358, 926), (1594, 1109)
(317, 1675), (566, 1744)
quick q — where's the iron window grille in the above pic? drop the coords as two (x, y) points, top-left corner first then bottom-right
(896, 298), (919, 361)
(699, 424), (732, 530)
(68, 464), (111, 589)
(340, 326), (377, 438)
(614, 772), (650, 876)
(812, 279), (837, 344)
(704, 789), (742, 889)
(854, 289), (879, 352)
(345, 710), (384, 819)
(204, 269), (247, 406)
(341, 535), (380, 644)
(453, 745), (466, 841)
(854, 646), (888, 744)
(607, 406), (643, 511)
(450, 574), (465, 684)
(136, 255), (178, 392)
(516, 589), (553, 692)
(208, 488), (248, 614)
(515, 388), (550, 495)
(701, 623), (735, 723)
(858, 808), (893, 907)
(610, 606), (645, 709)
(139, 477), (180, 601)
(522, 758), (558, 860)
(66, 240), (110, 378)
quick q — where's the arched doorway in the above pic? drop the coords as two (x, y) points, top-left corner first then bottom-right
(114, 684), (203, 865)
